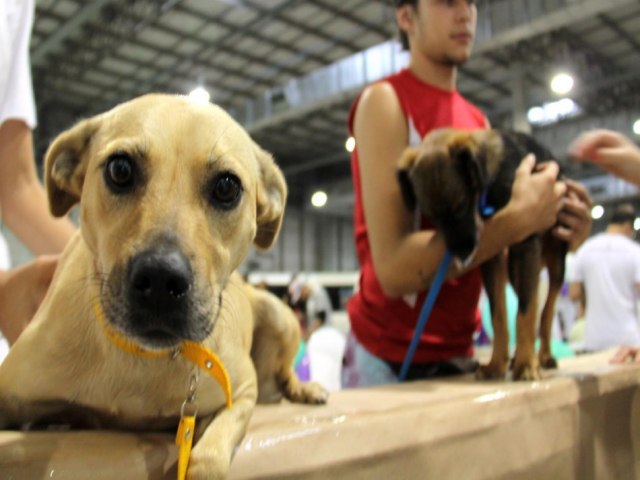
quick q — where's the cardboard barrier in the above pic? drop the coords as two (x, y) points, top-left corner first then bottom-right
(1, 350), (638, 479)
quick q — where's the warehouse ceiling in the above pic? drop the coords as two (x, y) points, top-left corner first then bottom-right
(32, 0), (640, 207)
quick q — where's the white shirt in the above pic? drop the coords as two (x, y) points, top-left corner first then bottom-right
(0, 0), (36, 362)
(0, 0), (37, 128)
(306, 325), (346, 392)
(570, 232), (640, 350)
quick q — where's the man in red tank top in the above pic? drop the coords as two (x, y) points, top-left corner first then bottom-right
(343, 0), (591, 386)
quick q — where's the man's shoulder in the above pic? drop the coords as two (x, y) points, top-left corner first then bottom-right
(575, 233), (605, 255)
(456, 92), (485, 117)
(581, 232), (640, 252)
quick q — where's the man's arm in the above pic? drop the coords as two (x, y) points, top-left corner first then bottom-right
(0, 120), (75, 254)
(568, 281), (584, 304)
(570, 129), (640, 186)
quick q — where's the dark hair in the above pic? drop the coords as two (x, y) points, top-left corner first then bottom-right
(316, 310), (327, 324)
(395, 0), (418, 51)
(610, 203), (636, 225)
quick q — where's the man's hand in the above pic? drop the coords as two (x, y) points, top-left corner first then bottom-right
(553, 179), (592, 252)
(0, 255), (58, 344)
(610, 346), (640, 364)
(570, 129), (640, 186)
(508, 155), (567, 241)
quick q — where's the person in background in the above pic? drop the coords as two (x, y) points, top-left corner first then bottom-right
(284, 274), (344, 389)
(285, 274), (334, 337)
(306, 310), (347, 392)
(570, 129), (640, 363)
(343, 0), (592, 386)
(568, 203), (640, 352)
(0, 0), (75, 352)
(299, 277), (333, 335)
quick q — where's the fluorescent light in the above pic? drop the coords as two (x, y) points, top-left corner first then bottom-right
(550, 73), (574, 95)
(527, 98), (580, 126)
(634, 217), (640, 231)
(345, 136), (356, 153)
(527, 106), (544, 124)
(311, 191), (328, 208)
(591, 205), (604, 220)
(188, 86), (210, 104)
(633, 119), (640, 136)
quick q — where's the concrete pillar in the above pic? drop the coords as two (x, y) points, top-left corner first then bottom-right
(512, 69), (531, 134)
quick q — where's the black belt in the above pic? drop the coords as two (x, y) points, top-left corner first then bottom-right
(386, 356), (479, 381)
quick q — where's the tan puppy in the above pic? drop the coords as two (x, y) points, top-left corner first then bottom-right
(0, 94), (327, 479)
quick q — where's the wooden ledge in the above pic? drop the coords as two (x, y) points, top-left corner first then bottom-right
(1, 350), (638, 479)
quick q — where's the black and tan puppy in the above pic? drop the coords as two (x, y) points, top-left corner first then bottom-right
(397, 128), (567, 381)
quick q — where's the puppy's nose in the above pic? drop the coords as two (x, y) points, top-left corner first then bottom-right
(128, 247), (192, 312)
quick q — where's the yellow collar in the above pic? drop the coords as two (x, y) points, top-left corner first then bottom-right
(93, 303), (232, 409)
(94, 303), (232, 480)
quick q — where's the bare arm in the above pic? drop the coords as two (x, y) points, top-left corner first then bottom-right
(354, 82), (445, 297)
(568, 281), (584, 304)
(0, 255), (58, 344)
(569, 129), (640, 186)
(354, 83), (567, 297)
(0, 120), (75, 254)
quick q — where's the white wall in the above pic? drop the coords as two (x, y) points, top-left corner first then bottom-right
(242, 205), (357, 275)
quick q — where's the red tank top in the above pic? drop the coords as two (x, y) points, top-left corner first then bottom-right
(348, 68), (487, 364)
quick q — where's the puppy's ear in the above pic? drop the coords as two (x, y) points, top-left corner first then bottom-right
(396, 147), (419, 211)
(452, 144), (485, 192)
(254, 145), (287, 250)
(45, 117), (99, 216)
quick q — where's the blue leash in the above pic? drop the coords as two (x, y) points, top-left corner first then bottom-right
(398, 250), (453, 382)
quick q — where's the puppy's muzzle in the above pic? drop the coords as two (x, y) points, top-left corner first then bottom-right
(127, 246), (193, 340)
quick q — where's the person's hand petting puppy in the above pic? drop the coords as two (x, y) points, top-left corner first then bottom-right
(553, 179), (592, 252)
(508, 154), (567, 241)
(0, 255), (58, 344)
(570, 129), (640, 186)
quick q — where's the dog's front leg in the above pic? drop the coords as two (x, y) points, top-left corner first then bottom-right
(188, 362), (257, 480)
(509, 238), (543, 381)
(477, 252), (510, 380)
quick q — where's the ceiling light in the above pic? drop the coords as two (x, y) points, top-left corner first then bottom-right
(550, 73), (574, 95)
(188, 86), (210, 104)
(526, 106), (544, 124)
(591, 205), (604, 220)
(345, 136), (356, 153)
(311, 191), (328, 208)
(633, 119), (640, 136)
(634, 217), (640, 231)
(526, 98), (580, 126)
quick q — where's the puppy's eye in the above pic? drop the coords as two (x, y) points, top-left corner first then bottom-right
(210, 172), (242, 210)
(105, 154), (136, 193)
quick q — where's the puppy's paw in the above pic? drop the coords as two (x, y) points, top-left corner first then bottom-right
(285, 379), (329, 405)
(475, 361), (507, 380)
(538, 353), (558, 370)
(187, 449), (229, 480)
(512, 361), (541, 381)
